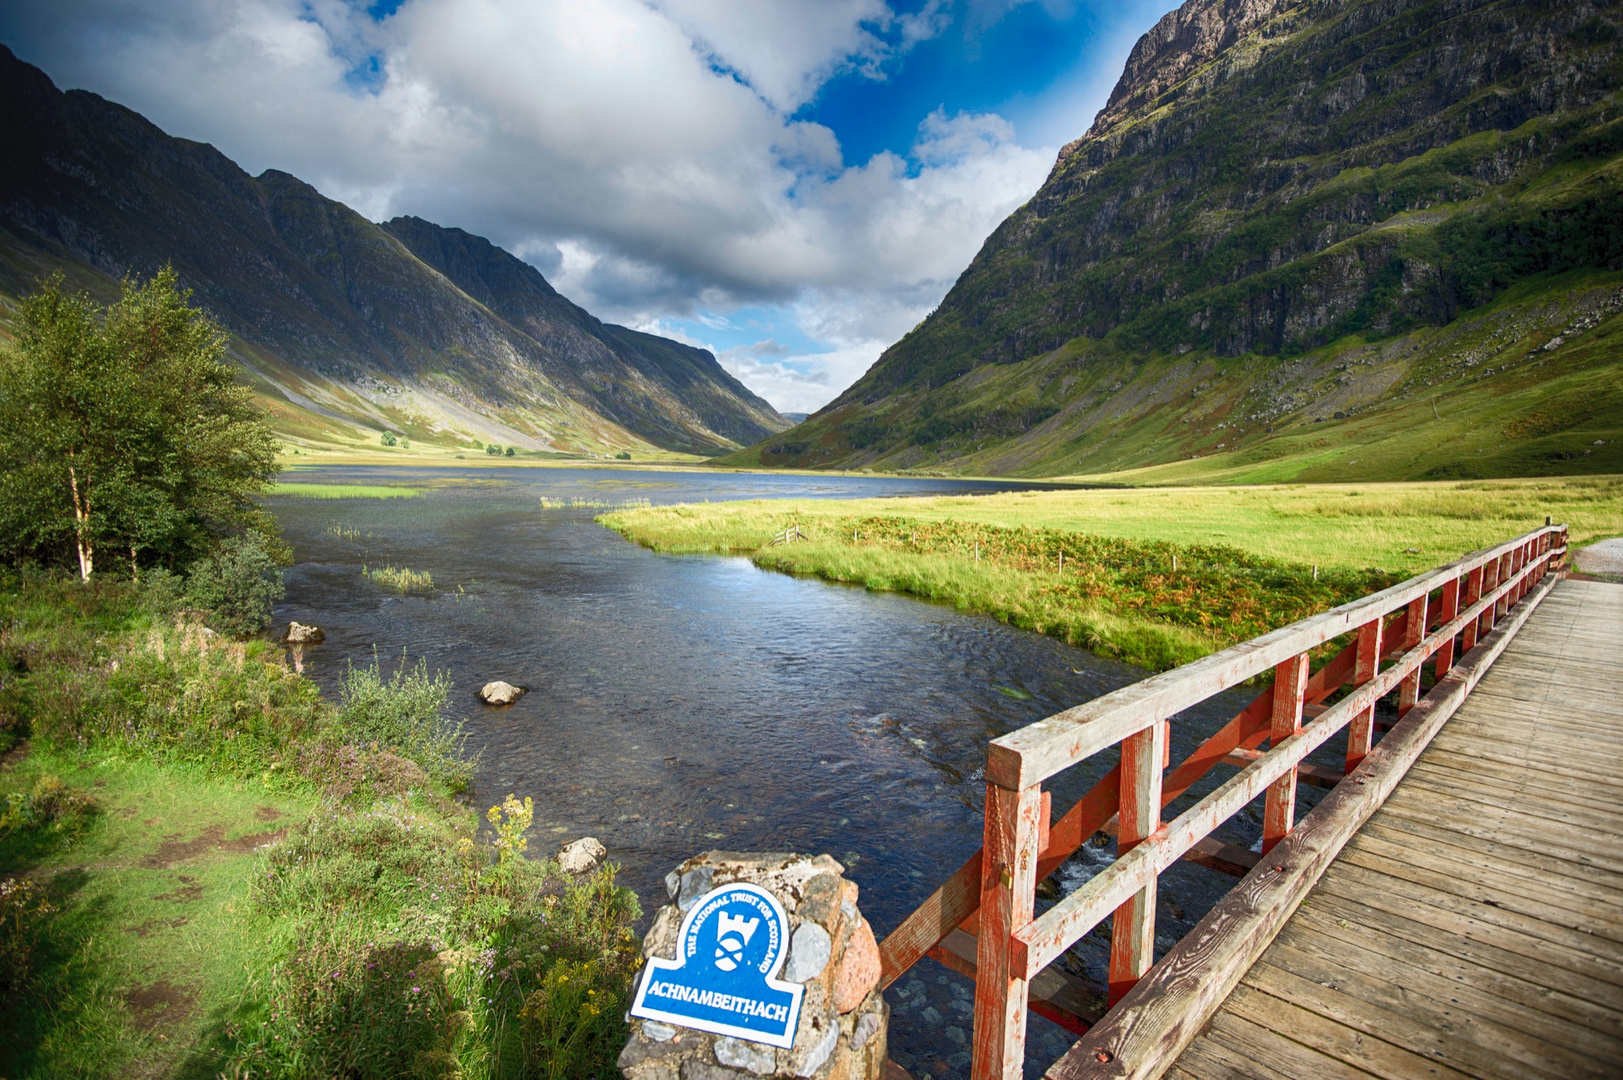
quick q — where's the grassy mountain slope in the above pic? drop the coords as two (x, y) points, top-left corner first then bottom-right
(380, 216), (786, 451)
(0, 46), (787, 457)
(731, 0), (1623, 480)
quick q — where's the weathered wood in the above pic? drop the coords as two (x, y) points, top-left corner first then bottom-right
(1261, 653), (1308, 855)
(1345, 618), (1381, 772)
(930, 928), (1108, 1035)
(971, 781), (1043, 1080)
(1396, 594), (1427, 715)
(1041, 565), (1559, 1080)
(878, 848), (981, 988)
(1110, 719), (1168, 1005)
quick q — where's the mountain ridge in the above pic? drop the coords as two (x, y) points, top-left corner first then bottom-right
(0, 45), (788, 456)
(730, 0), (1623, 480)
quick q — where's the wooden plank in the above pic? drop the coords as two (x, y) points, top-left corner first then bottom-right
(1301, 887), (1623, 1011)
(1325, 859), (1623, 972)
(1378, 785), (1623, 857)
(1375, 798), (1623, 878)
(1110, 719), (1168, 1005)
(970, 781), (1043, 1080)
(1191, 1011), (1374, 1080)
(878, 848), (981, 988)
(1345, 618), (1381, 772)
(1335, 844), (1623, 943)
(929, 928), (1108, 1034)
(1243, 956), (1565, 1080)
(1267, 916), (1623, 1069)
(1172, 1029), (1298, 1080)
(1262, 654), (1308, 855)
(1401, 760), (1623, 823)
(1222, 982), (1477, 1080)
(1039, 568), (1560, 1080)
(1361, 813), (1623, 898)
(1250, 943), (1597, 1080)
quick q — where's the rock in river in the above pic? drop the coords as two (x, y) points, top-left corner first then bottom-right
(479, 680), (525, 705)
(284, 621), (324, 643)
(557, 836), (607, 873)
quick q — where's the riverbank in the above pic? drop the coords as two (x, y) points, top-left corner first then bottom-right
(600, 476), (1623, 671)
(0, 575), (640, 1080)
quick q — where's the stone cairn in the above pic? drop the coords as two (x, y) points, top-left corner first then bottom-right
(620, 852), (888, 1080)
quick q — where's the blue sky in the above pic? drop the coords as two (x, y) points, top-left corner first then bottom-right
(0, 0), (1179, 412)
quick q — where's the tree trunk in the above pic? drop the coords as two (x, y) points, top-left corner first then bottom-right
(66, 458), (93, 581)
(129, 543), (139, 581)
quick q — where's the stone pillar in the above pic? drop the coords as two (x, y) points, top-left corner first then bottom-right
(620, 852), (888, 1080)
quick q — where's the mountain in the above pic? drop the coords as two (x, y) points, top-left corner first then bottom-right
(731, 0), (1623, 481)
(0, 46), (788, 456)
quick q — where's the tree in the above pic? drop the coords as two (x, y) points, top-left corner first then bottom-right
(0, 269), (281, 579)
(485, 443), (501, 456)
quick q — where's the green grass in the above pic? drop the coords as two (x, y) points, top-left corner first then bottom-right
(601, 477), (1622, 670)
(0, 574), (641, 1080)
(268, 482), (423, 499)
(363, 564), (434, 592)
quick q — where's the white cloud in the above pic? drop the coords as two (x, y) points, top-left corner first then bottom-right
(0, 0), (1057, 412)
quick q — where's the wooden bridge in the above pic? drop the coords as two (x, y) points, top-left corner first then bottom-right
(876, 524), (1623, 1078)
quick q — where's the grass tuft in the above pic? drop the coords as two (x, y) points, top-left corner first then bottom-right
(364, 563), (434, 592)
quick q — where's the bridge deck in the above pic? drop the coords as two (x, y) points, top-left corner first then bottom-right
(1168, 578), (1623, 1080)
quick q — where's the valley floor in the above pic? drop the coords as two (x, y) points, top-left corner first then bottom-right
(601, 476), (1623, 671)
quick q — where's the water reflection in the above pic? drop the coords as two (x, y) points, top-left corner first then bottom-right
(270, 465), (1267, 1077)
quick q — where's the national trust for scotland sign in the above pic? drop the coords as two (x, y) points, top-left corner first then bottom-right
(629, 882), (804, 1047)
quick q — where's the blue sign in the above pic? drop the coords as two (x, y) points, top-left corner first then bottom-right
(630, 882), (804, 1047)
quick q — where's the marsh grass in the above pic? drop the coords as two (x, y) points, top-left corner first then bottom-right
(364, 563), (434, 592)
(538, 496), (651, 511)
(603, 477), (1622, 670)
(269, 482), (423, 499)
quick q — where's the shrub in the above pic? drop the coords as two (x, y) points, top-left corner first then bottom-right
(186, 533), (285, 638)
(0, 878), (54, 1005)
(336, 656), (472, 791)
(505, 446), (515, 457)
(381, 431), (397, 446)
(486, 443), (502, 456)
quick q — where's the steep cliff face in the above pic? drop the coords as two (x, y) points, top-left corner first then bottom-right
(736, 0), (1623, 479)
(0, 46), (786, 454)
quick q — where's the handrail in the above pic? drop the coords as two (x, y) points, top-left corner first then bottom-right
(873, 523), (1567, 1080)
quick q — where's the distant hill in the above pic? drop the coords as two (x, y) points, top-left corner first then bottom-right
(0, 46), (788, 456)
(732, 0), (1623, 481)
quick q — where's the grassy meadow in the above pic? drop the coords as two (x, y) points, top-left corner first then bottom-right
(0, 576), (641, 1080)
(601, 476), (1623, 671)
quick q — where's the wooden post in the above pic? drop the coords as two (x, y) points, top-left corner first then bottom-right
(1434, 575), (1461, 678)
(1462, 565), (1485, 652)
(1109, 718), (1168, 1006)
(1478, 558), (1501, 640)
(1397, 594), (1428, 716)
(971, 780), (1043, 1080)
(1262, 653), (1309, 855)
(1346, 618), (1382, 772)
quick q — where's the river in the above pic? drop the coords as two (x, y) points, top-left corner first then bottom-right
(269, 464), (1268, 1077)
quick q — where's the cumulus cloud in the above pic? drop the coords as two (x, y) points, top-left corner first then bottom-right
(0, 0), (1057, 411)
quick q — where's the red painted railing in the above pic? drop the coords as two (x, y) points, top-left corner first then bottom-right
(873, 524), (1569, 1080)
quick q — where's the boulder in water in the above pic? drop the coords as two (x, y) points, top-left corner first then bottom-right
(479, 680), (525, 705)
(558, 836), (606, 873)
(285, 621), (325, 644)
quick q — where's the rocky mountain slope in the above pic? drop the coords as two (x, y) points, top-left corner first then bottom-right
(0, 46), (787, 456)
(733, 0), (1623, 480)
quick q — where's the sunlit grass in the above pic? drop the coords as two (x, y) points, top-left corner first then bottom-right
(268, 482), (422, 499)
(539, 495), (652, 510)
(601, 477), (1621, 670)
(363, 563), (434, 592)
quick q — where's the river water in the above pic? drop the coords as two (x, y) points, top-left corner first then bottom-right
(269, 465), (1266, 1077)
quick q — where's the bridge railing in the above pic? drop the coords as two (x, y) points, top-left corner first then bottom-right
(874, 523), (1568, 1080)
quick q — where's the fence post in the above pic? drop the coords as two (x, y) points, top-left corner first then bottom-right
(1397, 594), (1428, 716)
(1109, 718), (1168, 1006)
(971, 779), (1043, 1080)
(1434, 575), (1461, 679)
(1346, 619), (1383, 772)
(1263, 653), (1310, 855)
(1462, 565), (1486, 652)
